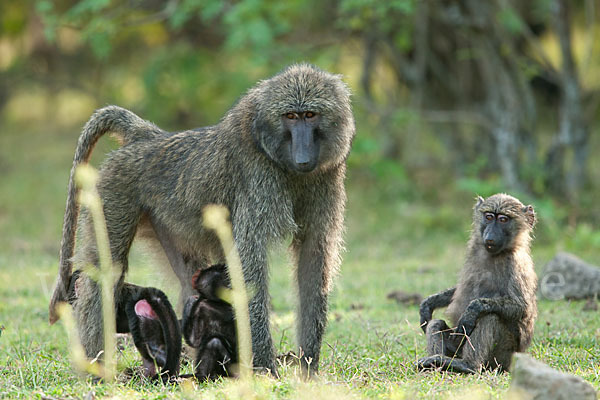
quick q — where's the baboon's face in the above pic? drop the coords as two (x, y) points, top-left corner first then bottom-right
(192, 264), (230, 301)
(479, 211), (513, 255)
(280, 110), (321, 173)
(475, 193), (535, 255)
(251, 64), (354, 174)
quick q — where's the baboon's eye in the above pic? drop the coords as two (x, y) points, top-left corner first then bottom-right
(497, 215), (509, 223)
(286, 113), (296, 120)
(305, 111), (315, 119)
(484, 213), (494, 222)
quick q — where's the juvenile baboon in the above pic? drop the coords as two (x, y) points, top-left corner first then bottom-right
(48, 64), (354, 375)
(418, 193), (537, 373)
(67, 271), (181, 379)
(182, 264), (237, 381)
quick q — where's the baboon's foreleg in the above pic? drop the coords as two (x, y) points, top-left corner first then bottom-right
(419, 288), (456, 332)
(233, 222), (276, 374)
(246, 269), (275, 374)
(460, 314), (517, 372)
(456, 296), (525, 337)
(293, 233), (330, 376)
(292, 184), (345, 378)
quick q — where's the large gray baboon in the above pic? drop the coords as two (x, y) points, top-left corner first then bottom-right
(48, 64), (355, 375)
(418, 193), (538, 373)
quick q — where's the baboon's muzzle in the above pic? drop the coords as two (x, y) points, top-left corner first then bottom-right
(290, 124), (318, 172)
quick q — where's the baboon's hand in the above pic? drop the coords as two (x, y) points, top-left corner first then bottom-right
(456, 315), (476, 337)
(456, 298), (485, 336)
(419, 287), (456, 333)
(419, 305), (433, 333)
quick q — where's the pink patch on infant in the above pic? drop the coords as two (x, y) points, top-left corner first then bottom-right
(134, 299), (158, 319)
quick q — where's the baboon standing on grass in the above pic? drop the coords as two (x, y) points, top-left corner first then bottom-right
(48, 64), (355, 375)
(418, 193), (537, 373)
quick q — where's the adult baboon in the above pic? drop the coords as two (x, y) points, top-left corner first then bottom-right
(48, 64), (354, 375)
(418, 193), (537, 373)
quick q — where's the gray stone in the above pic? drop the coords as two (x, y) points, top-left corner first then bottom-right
(508, 353), (596, 400)
(539, 252), (600, 300)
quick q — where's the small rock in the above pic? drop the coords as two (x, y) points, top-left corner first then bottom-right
(83, 391), (96, 400)
(539, 252), (600, 300)
(508, 353), (597, 400)
(417, 265), (434, 274)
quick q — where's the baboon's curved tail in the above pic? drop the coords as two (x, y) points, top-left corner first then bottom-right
(48, 106), (163, 324)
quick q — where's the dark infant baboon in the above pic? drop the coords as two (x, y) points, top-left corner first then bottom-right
(182, 264), (237, 381)
(48, 64), (355, 375)
(418, 193), (538, 373)
(67, 271), (181, 379)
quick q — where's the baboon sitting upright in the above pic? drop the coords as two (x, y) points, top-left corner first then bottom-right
(418, 193), (538, 373)
(48, 64), (355, 375)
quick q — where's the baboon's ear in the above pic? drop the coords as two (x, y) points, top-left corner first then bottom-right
(523, 205), (536, 228)
(474, 196), (485, 210)
(191, 268), (203, 291)
(251, 110), (269, 138)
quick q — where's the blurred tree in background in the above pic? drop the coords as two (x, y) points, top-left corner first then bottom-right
(1, 0), (599, 224)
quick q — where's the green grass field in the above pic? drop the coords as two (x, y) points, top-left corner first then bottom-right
(0, 124), (599, 399)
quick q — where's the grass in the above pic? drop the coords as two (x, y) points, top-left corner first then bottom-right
(0, 122), (599, 399)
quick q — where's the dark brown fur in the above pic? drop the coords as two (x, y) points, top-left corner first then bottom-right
(48, 64), (354, 375)
(66, 271), (181, 380)
(418, 193), (538, 373)
(182, 264), (237, 381)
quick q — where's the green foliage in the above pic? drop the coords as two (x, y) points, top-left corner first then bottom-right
(339, 0), (415, 31)
(34, 0), (303, 59)
(0, 2), (28, 35)
(170, 0), (221, 28)
(349, 135), (415, 203)
(497, 5), (525, 35)
(35, 1), (59, 42)
(562, 224), (600, 253)
(338, 0), (415, 51)
(457, 176), (505, 198)
(222, 0), (288, 51)
(136, 46), (268, 125)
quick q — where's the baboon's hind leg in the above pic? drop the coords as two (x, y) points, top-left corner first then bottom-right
(416, 355), (476, 374)
(74, 274), (104, 359)
(425, 319), (462, 357)
(417, 319), (475, 374)
(74, 189), (141, 360)
(151, 220), (205, 311)
(461, 314), (517, 372)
